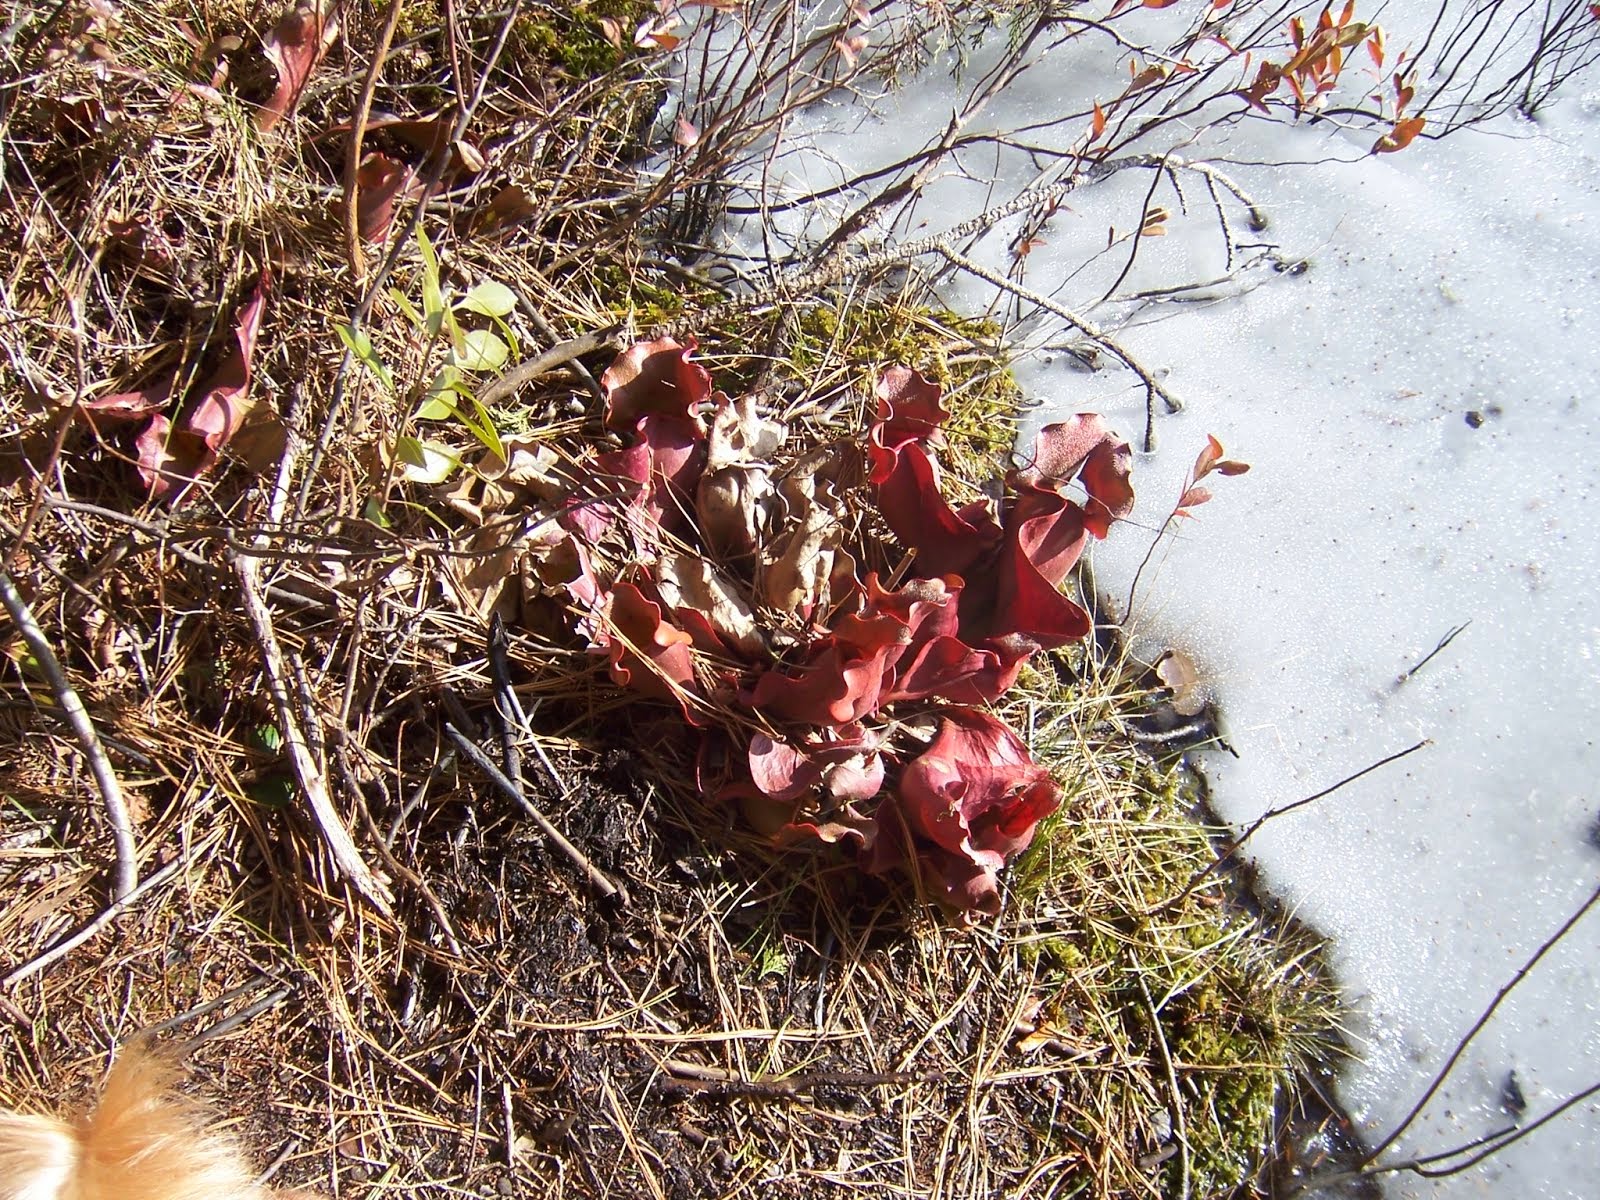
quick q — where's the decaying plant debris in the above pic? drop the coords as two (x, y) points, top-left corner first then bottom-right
(0, 3), (1364, 1198)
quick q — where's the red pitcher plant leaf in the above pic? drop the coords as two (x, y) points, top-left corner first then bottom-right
(748, 726), (884, 804)
(897, 708), (1062, 867)
(868, 366), (1001, 577)
(183, 275), (268, 457)
(352, 152), (419, 243)
(600, 335), (712, 430)
(259, 2), (338, 132)
(131, 275), (269, 500)
(507, 339), (1150, 914)
(597, 581), (704, 724)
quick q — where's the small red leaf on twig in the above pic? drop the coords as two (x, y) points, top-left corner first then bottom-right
(1192, 434), (1250, 481)
(835, 34), (868, 65)
(1373, 115), (1425, 154)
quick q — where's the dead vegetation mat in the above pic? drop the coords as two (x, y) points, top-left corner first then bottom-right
(0, 3), (1350, 1198)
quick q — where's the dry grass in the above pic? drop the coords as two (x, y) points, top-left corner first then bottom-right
(0, 3), (1354, 1198)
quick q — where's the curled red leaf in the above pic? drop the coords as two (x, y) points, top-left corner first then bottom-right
(1021, 416), (1135, 537)
(80, 376), (174, 425)
(744, 635), (892, 727)
(748, 727), (884, 804)
(868, 367), (1000, 577)
(600, 336), (712, 431)
(133, 276), (269, 501)
(352, 152), (418, 243)
(598, 582), (703, 723)
(184, 276), (267, 457)
(887, 708), (1061, 913)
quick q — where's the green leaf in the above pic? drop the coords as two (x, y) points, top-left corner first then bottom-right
(335, 322), (394, 393)
(362, 496), (392, 528)
(247, 775), (297, 808)
(417, 227), (444, 339)
(457, 279), (518, 318)
(453, 329), (509, 372)
(416, 366), (465, 421)
(393, 435), (460, 483)
(414, 395), (457, 422)
(491, 313), (521, 359)
(389, 287), (424, 329)
(459, 393), (505, 459)
(248, 724), (284, 754)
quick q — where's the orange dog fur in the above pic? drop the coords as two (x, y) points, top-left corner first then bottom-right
(0, 1043), (316, 1200)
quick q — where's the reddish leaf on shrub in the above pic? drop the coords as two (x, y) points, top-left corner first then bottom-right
(1191, 434), (1250, 481)
(259, 2), (338, 132)
(1193, 433), (1225, 480)
(1373, 115), (1425, 154)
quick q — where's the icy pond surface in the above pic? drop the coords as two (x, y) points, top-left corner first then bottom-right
(704, 6), (1600, 1196)
(1058, 96), (1600, 1200)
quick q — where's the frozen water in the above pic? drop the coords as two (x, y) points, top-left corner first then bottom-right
(1068, 94), (1600, 1199)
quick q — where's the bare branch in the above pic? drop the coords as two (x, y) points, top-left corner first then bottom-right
(0, 566), (137, 902)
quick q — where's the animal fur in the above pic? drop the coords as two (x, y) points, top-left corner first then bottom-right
(0, 1043), (316, 1200)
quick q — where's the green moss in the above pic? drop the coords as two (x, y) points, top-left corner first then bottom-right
(782, 297), (1022, 482)
(515, 1), (657, 79)
(395, 0), (440, 41)
(1001, 659), (1343, 1198)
